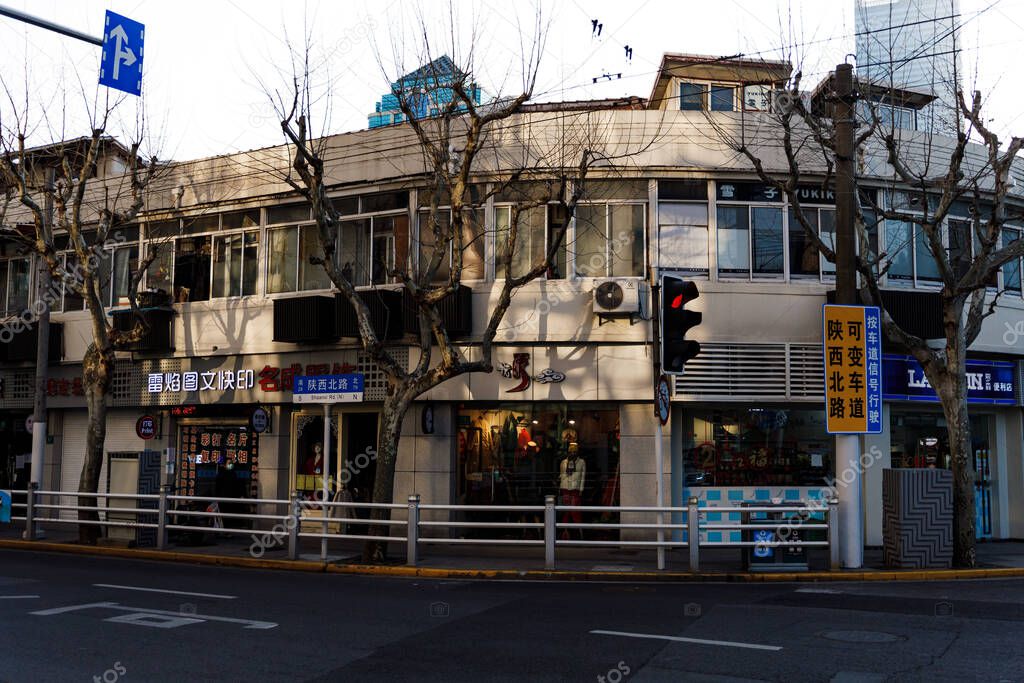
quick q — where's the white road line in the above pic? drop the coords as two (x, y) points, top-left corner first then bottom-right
(0, 595), (40, 599)
(795, 588), (843, 594)
(590, 629), (783, 652)
(93, 584), (237, 600)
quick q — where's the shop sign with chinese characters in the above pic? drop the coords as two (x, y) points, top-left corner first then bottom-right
(822, 304), (883, 434)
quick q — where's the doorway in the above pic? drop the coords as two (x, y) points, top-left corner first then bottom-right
(341, 412), (378, 536)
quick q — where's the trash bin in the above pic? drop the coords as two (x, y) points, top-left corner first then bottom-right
(741, 501), (809, 572)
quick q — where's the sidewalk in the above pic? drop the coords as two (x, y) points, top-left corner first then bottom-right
(4, 521), (1024, 581)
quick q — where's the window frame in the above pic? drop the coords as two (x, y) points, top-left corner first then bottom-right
(571, 201), (647, 279)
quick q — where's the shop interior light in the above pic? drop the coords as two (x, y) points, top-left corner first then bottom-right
(568, 419), (576, 425)
(531, 419), (539, 425)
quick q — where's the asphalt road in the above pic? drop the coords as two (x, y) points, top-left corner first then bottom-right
(1, 550), (1023, 682)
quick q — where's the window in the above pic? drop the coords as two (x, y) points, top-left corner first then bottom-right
(96, 242), (139, 308)
(172, 237), (211, 302)
(336, 219), (370, 287)
(0, 256), (30, 317)
(268, 225), (330, 293)
(659, 202), (709, 273)
(751, 207), (784, 276)
(716, 205), (750, 275)
(679, 82), (705, 111)
(914, 224), (941, 283)
(710, 85), (736, 112)
(787, 208), (820, 279)
(821, 209), (837, 277)
(1003, 227), (1021, 293)
(574, 204), (645, 278)
(212, 230), (259, 297)
(60, 253), (85, 312)
(495, 205), (547, 279)
(371, 214), (409, 284)
(885, 219), (914, 282)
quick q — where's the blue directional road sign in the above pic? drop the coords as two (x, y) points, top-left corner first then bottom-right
(99, 11), (144, 96)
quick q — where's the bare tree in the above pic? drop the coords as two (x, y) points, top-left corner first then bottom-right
(0, 87), (161, 543)
(705, 65), (1024, 567)
(263, 12), (665, 560)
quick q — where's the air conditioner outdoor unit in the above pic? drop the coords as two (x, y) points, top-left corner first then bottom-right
(592, 277), (645, 323)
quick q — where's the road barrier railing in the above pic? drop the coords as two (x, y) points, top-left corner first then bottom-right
(6, 486), (840, 571)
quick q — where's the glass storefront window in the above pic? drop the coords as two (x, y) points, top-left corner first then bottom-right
(890, 412), (989, 471)
(680, 407), (833, 487)
(455, 402), (620, 538)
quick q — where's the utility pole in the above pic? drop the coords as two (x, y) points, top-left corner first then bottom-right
(833, 62), (864, 569)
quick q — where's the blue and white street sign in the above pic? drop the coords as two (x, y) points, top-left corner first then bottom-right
(99, 11), (144, 96)
(292, 374), (365, 404)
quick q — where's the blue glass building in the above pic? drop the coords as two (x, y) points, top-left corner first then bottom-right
(368, 55), (483, 129)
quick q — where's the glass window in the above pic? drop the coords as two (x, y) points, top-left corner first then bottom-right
(0, 259), (30, 316)
(337, 219), (370, 287)
(221, 210), (260, 230)
(417, 209), (451, 283)
(455, 402), (620, 538)
(573, 204), (644, 277)
(788, 208), (819, 278)
(300, 225), (331, 290)
(885, 219), (913, 282)
(610, 205), (644, 277)
(710, 85), (735, 112)
(915, 225), (941, 283)
(680, 407), (833, 487)
(99, 245), (139, 307)
(212, 230), (259, 298)
(752, 207), (783, 276)
(496, 205), (546, 279)
(574, 204), (607, 278)
(948, 219), (971, 280)
(716, 205), (750, 275)
(1003, 228), (1021, 293)
(145, 243), (173, 296)
(371, 214), (409, 285)
(659, 201), (709, 273)
(61, 254), (85, 311)
(268, 227), (298, 293)
(679, 82), (705, 111)
(820, 209), (837, 277)
(456, 208), (486, 281)
(172, 237), (211, 302)
(267, 203), (311, 225)
(547, 205), (568, 279)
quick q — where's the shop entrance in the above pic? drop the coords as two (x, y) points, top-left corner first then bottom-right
(340, 412), (378, 503)
(890, 410), (992, 539)
(0, 412), (32, 490)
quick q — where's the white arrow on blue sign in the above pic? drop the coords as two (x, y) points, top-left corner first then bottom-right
(99, 11), (144, 96)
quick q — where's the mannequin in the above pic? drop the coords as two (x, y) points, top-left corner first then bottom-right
(302, 441), (325, 492)
(559, 443), (585, 537)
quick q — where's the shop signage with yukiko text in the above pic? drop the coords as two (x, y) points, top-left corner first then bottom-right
(822, 305), (883, 434)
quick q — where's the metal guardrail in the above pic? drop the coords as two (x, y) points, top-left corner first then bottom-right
(8, 484), (841, 571)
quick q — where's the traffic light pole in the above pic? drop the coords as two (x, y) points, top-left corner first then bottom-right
(834, 62), (864, 569)
(651, 277), (666, 571)
(651, 278), (667, 573)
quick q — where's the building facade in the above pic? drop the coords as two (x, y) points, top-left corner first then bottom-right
(2, 53), (1023, 547)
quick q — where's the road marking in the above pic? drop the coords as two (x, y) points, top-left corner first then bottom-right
(31, 601), (276, 630)
(0, 595), (40, 599)
(795, 588), (843, 594)
(590, 629), (783, 652)
(93, 583), (237, 599)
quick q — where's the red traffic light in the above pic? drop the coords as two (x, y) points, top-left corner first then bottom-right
(671, 294), (683, 309)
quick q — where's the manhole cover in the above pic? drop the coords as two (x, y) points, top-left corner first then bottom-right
(820, 630), (903, 644)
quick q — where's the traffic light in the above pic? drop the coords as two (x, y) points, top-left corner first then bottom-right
(660, 275), (701, 374)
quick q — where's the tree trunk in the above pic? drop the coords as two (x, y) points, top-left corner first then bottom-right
(361, 391), (411, 563)
(934, 369), (977, 568)
(78, 344), (114, 545)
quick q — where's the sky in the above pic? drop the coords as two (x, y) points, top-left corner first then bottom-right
(1, 0), (1022, 161)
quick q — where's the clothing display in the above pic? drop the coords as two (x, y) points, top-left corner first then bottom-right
(559, 455), (586, 492)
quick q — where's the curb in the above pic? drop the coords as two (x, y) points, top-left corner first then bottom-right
(3, 539), (1024, 582)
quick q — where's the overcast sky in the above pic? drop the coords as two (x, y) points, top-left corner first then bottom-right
(1, 0), (1022, 161)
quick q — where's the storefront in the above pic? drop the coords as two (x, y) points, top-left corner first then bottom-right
(883, 354), (1019, 540)
(454, 401), (621, 538)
